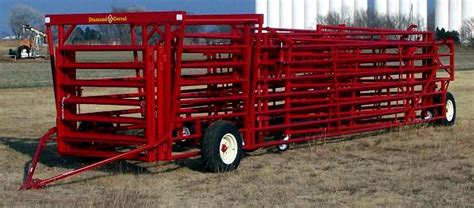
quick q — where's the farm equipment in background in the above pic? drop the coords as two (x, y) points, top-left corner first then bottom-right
(20, 11), (456, 190)
(8, 24), (47, 59)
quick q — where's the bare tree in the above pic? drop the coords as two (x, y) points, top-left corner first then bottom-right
(8, 4), (43, 39)
(318, 12), (350, 25)
(99, 6), (146, 44)
(318, 10), (422, 31)
(461, 18), (474, 45)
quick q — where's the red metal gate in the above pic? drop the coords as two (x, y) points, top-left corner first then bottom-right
(250, 25), (454, 149)
(21, 11), (455, 189)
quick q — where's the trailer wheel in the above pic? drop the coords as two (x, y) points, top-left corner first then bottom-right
(175, 123), (196, 148)
(277, 135), (290, 151)
(78, 122), (114, 131)
(76, 122), (116, 151)
(201, 120), (243, 172)
(438, 92), (456, 126)
(423, 110), (435, 120)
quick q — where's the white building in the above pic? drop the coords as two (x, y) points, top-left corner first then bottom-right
(254, 0), (473, 31)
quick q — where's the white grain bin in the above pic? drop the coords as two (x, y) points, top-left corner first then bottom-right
(409, 0), (418, 19)
(317, 0), (330, 20)
(293, 0), (305, 29)
(329, 0), (342, 14)
(280, 0), (293, 28)
(449, 0), (461, 31)
(461, 0), (474, 38)
(461, 0), (474, 24)
(417, 0), (428, 29)
(354, 0), (368, 12)
(387, 0), (399, 17)
(304, 0), (317, 29)
(435, 0), (449, 30)
(342, 0), (355, 17)
(399, 0), (410, 18)
(256, 0), (268, 27)
(268, 0), (280, 28)
(374, 0), (387, 15)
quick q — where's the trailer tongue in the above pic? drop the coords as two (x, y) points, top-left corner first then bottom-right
(21, 11), (455, 190)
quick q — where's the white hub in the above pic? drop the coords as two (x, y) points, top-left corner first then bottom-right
(182, 126), (191, 137)
(446, 100), (454, 122)
(219, 133), (238, 164)
(424, 110), (433, 120)
(278, 135), (290, 151)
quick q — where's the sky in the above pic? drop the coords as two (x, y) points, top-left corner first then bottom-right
(0, 0), (255, 35)
(0, 0), (436, 36)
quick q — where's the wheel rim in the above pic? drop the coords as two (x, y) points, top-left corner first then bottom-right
(446, 100), (454, 121)
(278, 144), (288, 150)
(219, 133), (238, 164)
(182, 127), (191, 137)
(424, 111), (433, 120)
(278, 135), (289, 150)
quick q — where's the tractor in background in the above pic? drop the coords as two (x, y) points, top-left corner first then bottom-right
(8, 24), (47, 59)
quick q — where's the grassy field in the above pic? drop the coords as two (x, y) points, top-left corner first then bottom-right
(0, 50), (473, 206)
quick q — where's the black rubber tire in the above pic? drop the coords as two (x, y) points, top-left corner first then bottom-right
(78, 122), (114, 131)
(78, 121), (94, 131)
(201, 120), (243, 172)
(76, 122), (116, 151)
(437, 92), (456, 126)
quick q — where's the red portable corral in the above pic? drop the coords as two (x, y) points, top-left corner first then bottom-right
(21, 11), (456, 189)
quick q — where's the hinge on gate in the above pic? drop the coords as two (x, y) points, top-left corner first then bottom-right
(60, 95), (70, 120)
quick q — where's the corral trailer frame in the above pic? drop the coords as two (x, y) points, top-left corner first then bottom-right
(21, 11), (455, 190)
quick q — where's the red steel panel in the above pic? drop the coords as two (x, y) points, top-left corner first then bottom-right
(45, 11), (186, 25)
(21, 11), (455, 189)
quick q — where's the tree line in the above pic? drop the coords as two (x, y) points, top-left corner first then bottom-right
(7, 4), (474, 47)
(8, 4), (229, 45)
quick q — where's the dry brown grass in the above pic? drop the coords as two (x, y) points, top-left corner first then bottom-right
(0, 40), (20, 50)
(0, 69), (473, 206)
(454, 48), (474, 70)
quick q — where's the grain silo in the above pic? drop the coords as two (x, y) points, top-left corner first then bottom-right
(435, 0), (449, 30)
(387, 0), (399, 17)
(399, 0), (411, 18)
(292, 0), (305, 29)
(255, 0), (268, 27)
(417, 0), (428, 30)
(304, 0), (317, 29)
(329, 0), (342, 14)
(317, 0), (330, 19)
(280, 0), (293, 28)
(410, 0), (418, 19)
(461, 0), (474, 25)
(374, 0), (387, 15)
(449, 0), (461, 31)
(461, 0), (474, 24)
(255, 0), (436, 31)
(267, 0), (280, 28)
(342, 0), (354, 17)
(354, 0), (368, 13)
